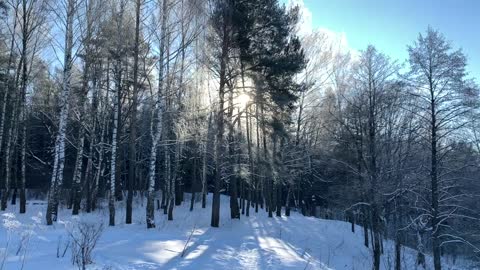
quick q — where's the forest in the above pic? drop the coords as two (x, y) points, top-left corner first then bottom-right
(0, 0), (479, 269)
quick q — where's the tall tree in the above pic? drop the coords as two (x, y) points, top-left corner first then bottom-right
(46, 0), (76, 225)
(351, 45), (398, 270)
(407, 27), (472, 270)
(126, 0), (142, 225)
(71, 0), (103, 215)
(18, 0), (48, 214)
(145, 0), (169, 229)
(209, 0), (234, 227)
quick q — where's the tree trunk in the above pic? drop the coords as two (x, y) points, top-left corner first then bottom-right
(350, 211), (355, 232)
(190, 155), (197, 212)
(244, 91), (255, 218)
(363, 211), (369, 248)
(146, 0), (167, 226)
(146, 106), (162, 227)
(430, 87), (441, 270)
(109, 94), (118, 226)
(19, 101), (26, 213)
(395, 232), (401, 270)
(146, 87), (164, 227)
(202, 113), (212, 209)
(276, 184), (281, 217)
(161, 188), (166, 210)
(108, 54), (122, 226)
(0, 6), (18, 199)
(211, 6), (230, 227)
(261, 104), (273, 219)
(71, 128), (85, 215)
(84, 115), (97, 212)
(1, 71), (19, 211)
(91, 61), (109, 211)
(285, 185), (291, 217)
(46, 0), (75, 225)
(228, 88), (239, 219)
(126, 0), (141, 225)
(18, 3), (29, 214)
(416, 230), (426, 269)
(164, 141), (171, 216)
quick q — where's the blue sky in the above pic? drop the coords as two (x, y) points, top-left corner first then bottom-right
(285, 0), (480, 79)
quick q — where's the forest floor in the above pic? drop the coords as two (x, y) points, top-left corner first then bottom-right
(0, 194), (474, 270)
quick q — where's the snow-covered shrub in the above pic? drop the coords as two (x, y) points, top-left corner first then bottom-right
(56, 235), (70, 258)
(1, 212), (40, 270)
(68, 221), (103, 270)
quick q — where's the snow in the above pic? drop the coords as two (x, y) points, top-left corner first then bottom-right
(0, 195), (475, 270)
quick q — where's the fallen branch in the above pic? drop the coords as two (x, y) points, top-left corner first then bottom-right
(181, 224), (196, 258)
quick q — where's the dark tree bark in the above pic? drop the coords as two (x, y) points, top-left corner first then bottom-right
(211, 2), (231, 228)
(126, 0), (142, 225)
(228, 88), (239, 219)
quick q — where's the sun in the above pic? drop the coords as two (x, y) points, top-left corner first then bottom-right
(236, 93), (251, 109)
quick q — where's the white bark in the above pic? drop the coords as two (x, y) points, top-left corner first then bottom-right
(46, 0), (75, 225)
(0, 0), (19, 163)
(1, 80), (19, 210)
(146, 90), (164, 227)
(92, 87), (108, 209)
(108, 81), (119, 226)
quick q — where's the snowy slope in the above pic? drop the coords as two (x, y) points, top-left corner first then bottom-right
(0, 195), (474, 270)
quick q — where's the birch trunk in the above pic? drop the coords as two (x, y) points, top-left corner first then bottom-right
(146, 120), (160, 228)
(109, 2), (126, 224)
(72, 1), (95, 214)
(19, 117), (26, 213)
(0, 1), (19, 178)
(4, 92), (20, 211)
(146, 62), (165, 227)
(91, 61), (109, 210)
(1, 47), (24, 211)
(0, 1), (21, 211)
(109, 74), (120, 226)
(46, 0), (75, 225)
(1, 73), (20, 211)
(0, 2), (20, 186)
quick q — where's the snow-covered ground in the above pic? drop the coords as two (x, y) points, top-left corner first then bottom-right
(0, 195), (475, 270)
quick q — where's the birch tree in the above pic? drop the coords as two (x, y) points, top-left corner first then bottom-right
(71, 0), (105, 215)
(0, 1), (19, 211)
(107, 0), (128, 227)
(145, 0), (168, 229)
(45, 0), (77, 225)
(17, 0), (48, 214)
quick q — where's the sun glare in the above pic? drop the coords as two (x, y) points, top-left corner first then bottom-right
(236, 93), (251, 109)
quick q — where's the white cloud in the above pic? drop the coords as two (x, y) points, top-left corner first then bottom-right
(287, 0), (313, 36)
(287, 0), (357, 58)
